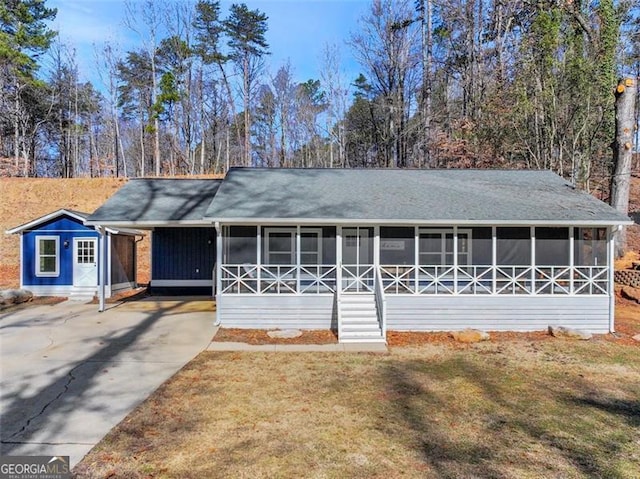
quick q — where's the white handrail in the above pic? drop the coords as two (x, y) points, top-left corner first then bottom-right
(374, 266), (387, 340)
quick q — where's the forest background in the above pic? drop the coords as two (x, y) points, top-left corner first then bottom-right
(1, 0), (639, 200)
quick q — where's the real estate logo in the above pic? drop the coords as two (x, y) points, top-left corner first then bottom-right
(0, 456), (70, 479)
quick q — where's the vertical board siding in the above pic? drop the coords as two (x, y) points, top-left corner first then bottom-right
(219, 295), (336, 329)
(152, 227), (216, 280)
(111, 235), (135, 286)
(22, 215), (99, 287)
(385, 295), (611, 333)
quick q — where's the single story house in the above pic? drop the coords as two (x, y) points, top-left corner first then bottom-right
(87, 168), (632, 343)
(6, 209), (140, 300)
(88, 178), (222, 295)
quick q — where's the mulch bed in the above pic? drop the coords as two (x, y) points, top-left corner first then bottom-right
(213, 328), (638, 347)
(213, 328), (338, 345)
(387, 330), (552, 347)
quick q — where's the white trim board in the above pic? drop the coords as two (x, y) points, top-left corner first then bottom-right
(210, 218), (633, 227)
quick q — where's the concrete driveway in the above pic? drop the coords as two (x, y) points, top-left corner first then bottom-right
(0, 298), (216, 467)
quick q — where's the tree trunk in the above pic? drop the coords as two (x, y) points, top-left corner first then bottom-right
(243, 55), (251, 166)
(610, 78), (636, 257)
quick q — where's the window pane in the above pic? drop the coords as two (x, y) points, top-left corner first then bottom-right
(268, 233), (292, 253)
(575, 228), (608, 266)
(536, 228), (568, 266)
(380, 227), (414, 265)
(470, 227), (492, 264)
(420, 234), (441, 253)
(458, 233), (469, 254)
(268, 252), (292, 265)
(420, 253), (441, 265)
(497, 227), (531, 265)
(225, 226), (257, 263)
(445, 234), (453, 254)
(40, 239), (56, 255)
(40, 256), (56, 273)
(300, 233), (318, 252)
(301, 253), (317, 264)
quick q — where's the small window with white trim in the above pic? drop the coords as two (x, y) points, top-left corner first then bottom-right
(36, 236), (59, 276)
(300, 229), (322, 264)
(264, 228), (323, 265)
(265, 229), (295, 265)
(418, 229), (471, 266)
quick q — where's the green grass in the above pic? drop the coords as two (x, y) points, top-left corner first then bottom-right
(74, 340), (640, 479)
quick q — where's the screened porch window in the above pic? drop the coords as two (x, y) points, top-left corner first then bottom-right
(264, 228), (322, 265)
(418, 229), (471, 265)
(36, 236), (59, 277)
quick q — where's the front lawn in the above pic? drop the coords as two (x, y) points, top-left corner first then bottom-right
(74, 338), (639, 479)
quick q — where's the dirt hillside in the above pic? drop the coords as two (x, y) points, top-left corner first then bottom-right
(0, 178), (149, 289)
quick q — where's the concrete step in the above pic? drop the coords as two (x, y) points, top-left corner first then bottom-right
(341, 296), (375, 302)
(339, 334), (386, 343)
(341, 310), (377, 318)
(69, 287), (97, 302)
(341, 315), (379, 323)
(342, 328), (382, 336)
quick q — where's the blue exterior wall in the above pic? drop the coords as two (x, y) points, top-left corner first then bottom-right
(22, 215), (100, 287)
(152, 227), (216, 280)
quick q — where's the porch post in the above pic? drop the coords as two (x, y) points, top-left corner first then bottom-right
(491, 226), (497, 294)
(215, 222), (222, 324)
(256, 225), (261, 294)
(608, 226), (617, 332)
(337, 226), (342, 291)
(414, 226), (419, 294)
(531, 226), (536, 295)
(453, 226), (458, 294)
(569, 227), (575, 294)
(97, 226), (106, 312)
(373, 226), (380, 267)
(296, 225), (301, 293)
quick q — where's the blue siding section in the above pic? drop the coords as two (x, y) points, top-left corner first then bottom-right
(21, 215), (100, 287)
(152, 227), (216, 280)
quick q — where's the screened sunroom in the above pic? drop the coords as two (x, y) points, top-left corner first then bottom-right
(218, 225), (609, 297)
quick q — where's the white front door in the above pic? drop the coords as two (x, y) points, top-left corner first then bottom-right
(73, 238), (98, 287)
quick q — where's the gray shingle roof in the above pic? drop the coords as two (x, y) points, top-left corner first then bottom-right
(204, 168), (631, 225)
(88, 179), (222, 224)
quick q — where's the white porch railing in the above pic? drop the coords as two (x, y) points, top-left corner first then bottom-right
(220, 264), (337, 294)
(221, 264), (609, 296)
(341, 264), (375, 293)
(378, 265), (609, 296)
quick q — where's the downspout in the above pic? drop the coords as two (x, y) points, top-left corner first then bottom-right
(214, 222), (222, 326)
(97, 226), (107, 312)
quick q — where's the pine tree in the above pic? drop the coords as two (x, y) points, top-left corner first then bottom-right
(224, 3), (269, 166)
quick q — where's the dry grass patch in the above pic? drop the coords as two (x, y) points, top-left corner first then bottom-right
(75, 340), (640, 479)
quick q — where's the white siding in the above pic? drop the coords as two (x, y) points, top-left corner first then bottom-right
(386, 295), (611, 333)
(219, 295), (336, 329)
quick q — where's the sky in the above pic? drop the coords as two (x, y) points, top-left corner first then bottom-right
(46, 0), (370, 92)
